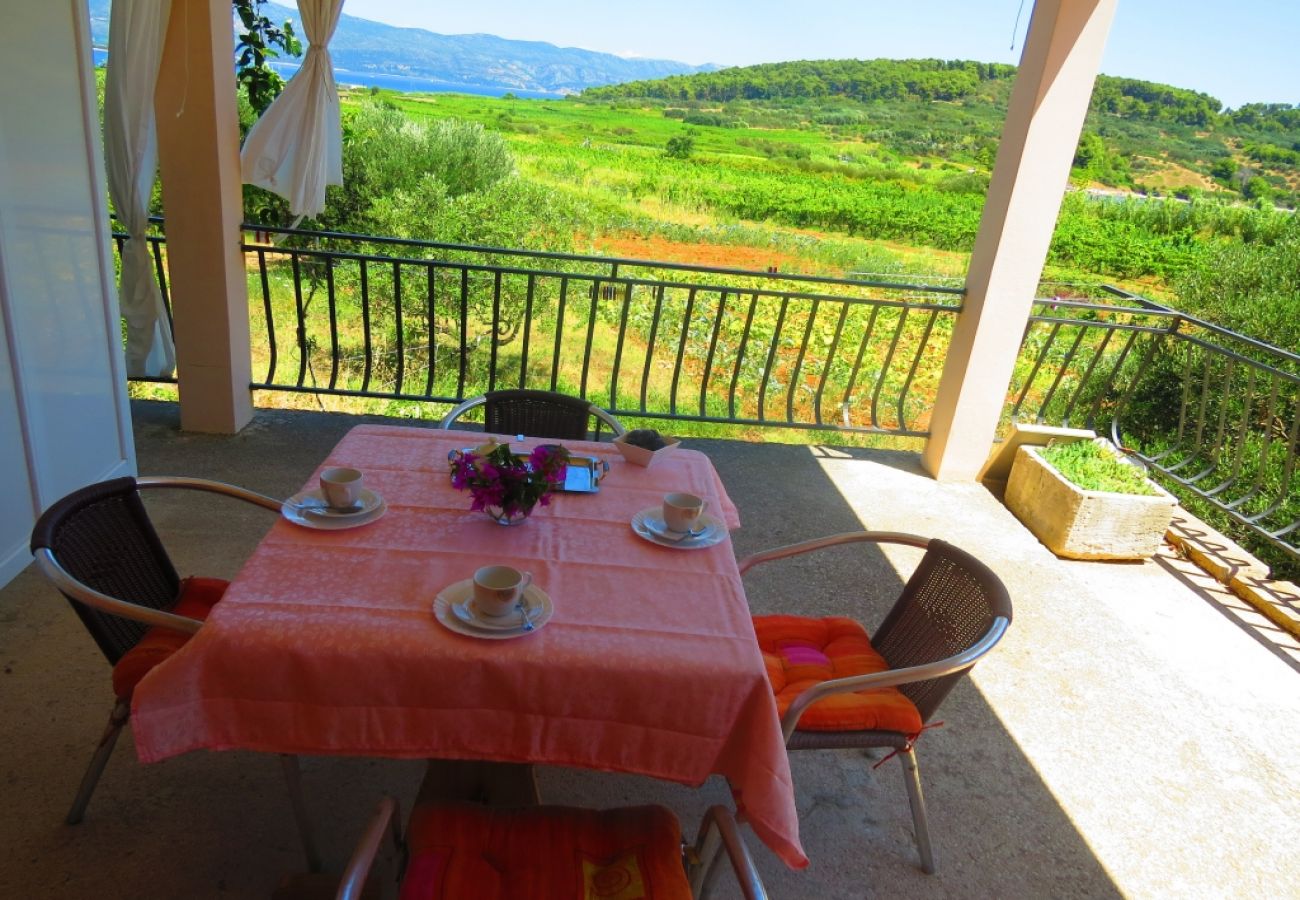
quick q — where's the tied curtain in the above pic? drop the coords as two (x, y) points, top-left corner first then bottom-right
(239, 0), (345, 218)
(104, 0), (175, 378)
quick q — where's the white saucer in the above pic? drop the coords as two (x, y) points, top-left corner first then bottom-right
(454, 597), (542, 631)
(281, 488), (387, 530)
(631, 507), (726, 549)
(434, 580), (553, 639)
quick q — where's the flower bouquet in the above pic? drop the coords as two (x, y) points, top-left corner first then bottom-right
(449, 439), (570, 524)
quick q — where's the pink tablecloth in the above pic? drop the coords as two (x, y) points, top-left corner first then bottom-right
(131, 426), (806, 869)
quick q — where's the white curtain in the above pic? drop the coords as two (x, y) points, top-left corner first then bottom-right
(240, 0), (345, 218)
(104, 0), (175, 378)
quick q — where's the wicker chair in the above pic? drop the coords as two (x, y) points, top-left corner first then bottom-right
(439, 389), (625, 440)
(738, 531), (1013, 874)
(29, 475), (321, 869)
(332, 797), (767, 900)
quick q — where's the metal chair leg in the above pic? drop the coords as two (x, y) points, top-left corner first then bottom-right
(280, 754), (322, 872)
(66, 699), (130, 825)
(688, 812), (724, 899)
(899, 746), (937, 874)
(68, 712), (322, 876)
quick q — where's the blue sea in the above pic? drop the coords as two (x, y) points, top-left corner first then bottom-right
(91, 49), (561, 100)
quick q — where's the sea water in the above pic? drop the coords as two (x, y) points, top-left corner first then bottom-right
(90, 48), (562, 99)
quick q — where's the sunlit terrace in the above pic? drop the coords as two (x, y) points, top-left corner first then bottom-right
(4, 1), (1300, 898)
(1, 400), (1297, 898)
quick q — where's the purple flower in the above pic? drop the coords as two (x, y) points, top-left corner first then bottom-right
(449, 440), (571, 516)
(450, 455), (474, 490)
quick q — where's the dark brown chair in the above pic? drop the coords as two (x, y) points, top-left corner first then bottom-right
(738, 531), (1013, 874)
(29, 475), (321, 869)
(439, 389), (625, 440)
(332, 796), (767, 900)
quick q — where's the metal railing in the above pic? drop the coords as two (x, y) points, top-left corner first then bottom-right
(1008, 286), (1300, 564)
(116, 223), (1297, 564)
(230, 224), (965, 435)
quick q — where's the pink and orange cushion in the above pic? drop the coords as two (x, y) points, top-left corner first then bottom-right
(399, 803), (691, 900)
(110, 577), (228, 700)
(753, 615), (923, 733)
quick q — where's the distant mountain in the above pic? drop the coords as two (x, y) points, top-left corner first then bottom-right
(86, 1), (717, 97)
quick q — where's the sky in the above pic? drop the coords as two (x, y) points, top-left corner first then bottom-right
(343, 0), (1300, 110)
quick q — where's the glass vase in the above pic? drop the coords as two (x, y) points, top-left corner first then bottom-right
(485, 504), (532, 526)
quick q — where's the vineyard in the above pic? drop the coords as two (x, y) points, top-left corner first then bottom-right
(363, 87), (1300, 324)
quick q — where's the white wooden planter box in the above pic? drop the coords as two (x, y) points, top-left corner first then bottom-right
(1005, 442), (1177, 560)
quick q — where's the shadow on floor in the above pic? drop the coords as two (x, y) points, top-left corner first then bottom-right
(0, 401), (1123, 898)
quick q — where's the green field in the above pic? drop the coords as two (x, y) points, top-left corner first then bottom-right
(342, 87), (1298, 317)
(200, 76), (1300, 445)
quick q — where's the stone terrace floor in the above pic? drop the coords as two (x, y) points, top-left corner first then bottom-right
(1, 400), (1297, 899)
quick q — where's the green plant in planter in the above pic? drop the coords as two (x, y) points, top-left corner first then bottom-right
(1039, 440), (1157, 496)
(1005, 437), (1176, 560)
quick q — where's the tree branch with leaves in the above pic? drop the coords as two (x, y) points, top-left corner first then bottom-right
(233, 0), (302, 115)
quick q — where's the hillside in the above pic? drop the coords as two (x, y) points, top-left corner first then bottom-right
(583, 59), (1300, 205)
(86, 0), (715, 96)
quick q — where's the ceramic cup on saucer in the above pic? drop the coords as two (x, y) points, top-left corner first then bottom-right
(663, 492), (706, 534)
(320, 467), (364, 509)
(472, 565), (532, 618)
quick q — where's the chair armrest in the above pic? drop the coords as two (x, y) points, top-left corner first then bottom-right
(737, 530), (930, 574)
(588, 405), (626, 436)
(779, 615), (1011, 742)
(438, 396), (487, 430)
(135, 476), (283, 512)
(689, 805), (768, 900)
(33, 549), (204, 634)
(337, 796), (402, 900)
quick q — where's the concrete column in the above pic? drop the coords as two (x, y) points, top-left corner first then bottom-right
(154, 0), (253, 433)
(921, 0), (1117, 480)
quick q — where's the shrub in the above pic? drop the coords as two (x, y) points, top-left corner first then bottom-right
(321, 101), (515, 233)
(1173, 225), (1300, 349)
(936, 172), (990, 194)
(683, 113), (724, 127)
(665, 134), (695, 159)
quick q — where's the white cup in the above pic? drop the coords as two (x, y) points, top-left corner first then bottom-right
(320, 466), (364, 509)
(472, 565), (533, 618)
(663, 492), (706, 534)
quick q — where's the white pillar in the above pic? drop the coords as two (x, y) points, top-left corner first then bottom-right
(154, 0), (253, 433)
(922, 0), (1118, 480)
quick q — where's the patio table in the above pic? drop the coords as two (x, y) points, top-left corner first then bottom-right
(130, 425), (807, 869)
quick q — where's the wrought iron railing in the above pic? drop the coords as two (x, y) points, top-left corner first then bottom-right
(233, 224), (964, 435)
(1007, 286), (1299, 564)
(109, 227), (174, 384)
(116, 223), (1297, 565)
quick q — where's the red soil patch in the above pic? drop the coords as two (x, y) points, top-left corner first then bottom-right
(591, 234), (817, 275)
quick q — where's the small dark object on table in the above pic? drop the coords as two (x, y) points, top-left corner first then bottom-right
(623, 429), (669, 451)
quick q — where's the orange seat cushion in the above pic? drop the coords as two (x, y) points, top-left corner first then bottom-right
(399, 803), (691, 900)
(110, 577), (228, 700)
(753, 614), (923, 734)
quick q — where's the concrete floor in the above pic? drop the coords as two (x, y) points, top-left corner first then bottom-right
(1, 400), (1297, 899)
